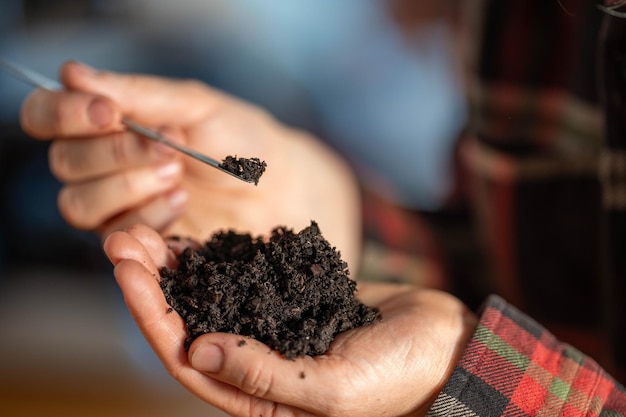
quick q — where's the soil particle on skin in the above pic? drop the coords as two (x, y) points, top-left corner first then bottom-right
(159, 221), (381, 359)
(219, 155), (267, 185)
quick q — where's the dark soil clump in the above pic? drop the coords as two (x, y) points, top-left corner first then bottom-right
(159, 222), (381, 359)
(219, 155), (267, 185)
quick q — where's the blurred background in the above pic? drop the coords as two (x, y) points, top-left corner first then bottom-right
(0, 0), (465, 415)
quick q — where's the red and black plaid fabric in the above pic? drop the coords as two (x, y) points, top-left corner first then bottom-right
(427, 295), (626, 416)
(599, 0), (626, 391)
(357, 0), (626, 412)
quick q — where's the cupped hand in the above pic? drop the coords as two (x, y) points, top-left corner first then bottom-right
(21, 62), (361, 267)
(104, 224), (477, 417)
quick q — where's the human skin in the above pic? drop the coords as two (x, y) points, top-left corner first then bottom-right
(21, 63), (478, 415)
(104, 224), (477, 417)
(20, 61), (362, 269)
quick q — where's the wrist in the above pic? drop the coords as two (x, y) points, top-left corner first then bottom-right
(411, 291), (478, 416)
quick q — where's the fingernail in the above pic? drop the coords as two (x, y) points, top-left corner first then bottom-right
(155, 162), (182, 180)
(88, 98), (114, 127)
(191, 344), (224, 373)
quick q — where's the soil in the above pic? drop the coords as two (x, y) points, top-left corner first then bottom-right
(219, 156), (267, 185)
(159, 221), (381, 359)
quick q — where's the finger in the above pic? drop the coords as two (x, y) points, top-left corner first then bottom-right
(104, 230), (311, 417)
(48, 127), (180, 182)
(21, 88), (121, 139)
(115, 257), (313, 417)
(97, 188), (188, 240)
(188, 333), (340, 416)
(105, 237), (188, 375)
(60, 61), (227, 126)
(104, 228), (188, 353)
(57, 161), (183, 230)
(95, 188), (188, 245)
(104, 228), (161, 274)
(164, 236), (202, 256)
(124, 223), (181, 269)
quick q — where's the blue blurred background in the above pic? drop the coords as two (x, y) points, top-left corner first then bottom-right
(0, 1), (465, 415)
(0, 0), (466, 275)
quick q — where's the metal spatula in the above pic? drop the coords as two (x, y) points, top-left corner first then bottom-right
(0, 58), (256, 184)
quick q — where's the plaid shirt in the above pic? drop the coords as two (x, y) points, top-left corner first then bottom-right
(358, 0), (626, 414)
(427, 295), (626, 416)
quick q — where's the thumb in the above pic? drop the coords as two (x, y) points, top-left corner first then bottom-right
(188, 334), (332, 414)
(60, 60), (226, 127)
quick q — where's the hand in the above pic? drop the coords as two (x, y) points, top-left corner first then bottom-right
(20, 62), (362, 267)
(104, 224), (478, 417)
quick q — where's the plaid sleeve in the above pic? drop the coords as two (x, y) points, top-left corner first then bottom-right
(427, 295), (626, 416)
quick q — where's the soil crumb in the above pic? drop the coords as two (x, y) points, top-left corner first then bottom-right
(159, 221), (381, 359)
(219, 155), (267, 185)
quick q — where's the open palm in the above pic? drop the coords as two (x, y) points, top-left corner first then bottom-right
(104, 223), (476, 417)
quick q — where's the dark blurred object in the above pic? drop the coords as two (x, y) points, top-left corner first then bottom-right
(598, 1), (626, 381)
(0, 124), (109, 274)
(21, 0), (131, 22)
(22, 0), (93, 22)
(0, 0), (118, 275)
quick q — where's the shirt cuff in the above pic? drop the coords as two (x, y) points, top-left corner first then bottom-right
(427, 294), (620, 416)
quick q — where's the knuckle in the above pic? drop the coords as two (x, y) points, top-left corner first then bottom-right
(126, 78), (142, 97)
(239, 362), (274, 398)
(248, 401), (279, 417)
(20, 93), (51, 139)
(180, 79), (221, 109)
(57, 187), (93, 230)
(110, 131), (133, 167)
(116, 169), (143, 197)
(118, 73), (144, 96)
(48, 141), (71, 181)
(53, 98), (72, 132)
(167, 364), (184, 384)
(179, 78), (206, 93)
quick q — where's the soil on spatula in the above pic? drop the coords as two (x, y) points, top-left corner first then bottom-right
(159, 221), (381, 359)
(219, 155), (267, 185)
